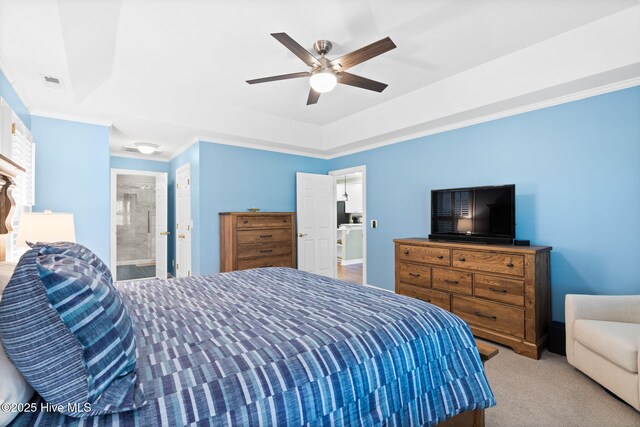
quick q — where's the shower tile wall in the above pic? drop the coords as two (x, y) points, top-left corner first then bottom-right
(116, 175), (156, 264)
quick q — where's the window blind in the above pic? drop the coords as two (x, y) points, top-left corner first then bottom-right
(7, 112), (35, 261)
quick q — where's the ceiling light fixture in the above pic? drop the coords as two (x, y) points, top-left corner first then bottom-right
(309, 69), (337, 93)
(134, 142), (159, 155)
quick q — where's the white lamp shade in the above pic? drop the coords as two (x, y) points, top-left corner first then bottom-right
(309, 69), (337, 93)
(17, 212), (76, 247)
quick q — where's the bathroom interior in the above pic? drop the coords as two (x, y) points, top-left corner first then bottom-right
(115, 174), (157, 281)
(336, 172), (364, 284)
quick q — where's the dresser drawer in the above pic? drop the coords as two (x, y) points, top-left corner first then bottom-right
(237, 255), (292, 270)
(237, 228), (292, 245)
(474, 274), (525, 306)
(398, 284), (450, 311)
(398, 245), (450, 265)
(399, 263), (431, 287)
(452, 296), (524, 338)
(236, 215), (293, 229)
(452, 249), (524, 276)
(237, 243), (291, 259)
(432, 268), (472, 295)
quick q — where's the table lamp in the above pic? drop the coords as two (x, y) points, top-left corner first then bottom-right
(17, 211), (76, 247)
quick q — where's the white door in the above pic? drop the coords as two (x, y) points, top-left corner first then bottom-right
(296, 172), (335, 277)
(155, 172), (168, 279)
(176, 164), (192, 278)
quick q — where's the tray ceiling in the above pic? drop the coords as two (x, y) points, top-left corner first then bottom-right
(0, 0), (638, 159)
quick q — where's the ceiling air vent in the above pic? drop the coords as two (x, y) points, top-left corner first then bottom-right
(41, 74), (64, 89)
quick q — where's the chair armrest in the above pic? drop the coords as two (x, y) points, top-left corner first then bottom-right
(565, 294), (640, 364)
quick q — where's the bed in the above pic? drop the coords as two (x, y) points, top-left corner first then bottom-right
(8, 267), (495, 426)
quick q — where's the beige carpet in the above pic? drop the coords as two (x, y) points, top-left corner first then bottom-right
(481, 341), (640, 426)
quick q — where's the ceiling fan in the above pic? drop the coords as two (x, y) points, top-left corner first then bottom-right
(247, 33), (396, 105)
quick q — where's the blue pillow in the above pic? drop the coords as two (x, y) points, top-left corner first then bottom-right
(0, 246), (145, 417)
(37, 242), (113, 285)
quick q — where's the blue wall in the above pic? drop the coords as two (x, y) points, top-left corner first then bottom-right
(0, 69), (30, 129)
(197, 142), (327, 275)
(110, 155), (169, 173)
(32, 116), (111, 264)
(328, 86), (640, 322)
(166, 141), (327, 276)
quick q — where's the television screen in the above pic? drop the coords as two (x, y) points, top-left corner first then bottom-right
(429, 184), (515, 244)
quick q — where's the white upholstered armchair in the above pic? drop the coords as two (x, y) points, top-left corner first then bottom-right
(565, 294), (640, 411)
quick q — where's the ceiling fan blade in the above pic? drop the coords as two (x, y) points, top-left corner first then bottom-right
(338, 72), (388, 92)
(271, 33), (322, 68)
(246, 71), (310, 85)
(307, 88), (321, 105)
(330, 36), (396, 71)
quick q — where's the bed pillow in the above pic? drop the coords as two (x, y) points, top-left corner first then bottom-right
(37, 241), (113, 285)
(0, 262), (34, 427)
(0, 247), (145, 417)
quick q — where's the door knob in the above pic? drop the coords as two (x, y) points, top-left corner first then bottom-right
(160, 231), (171, 236)
(178, 234), (185, 239)
(298, 233), (308, 237)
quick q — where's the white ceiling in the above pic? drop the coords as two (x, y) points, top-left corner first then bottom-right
(0, 0), (639, 160)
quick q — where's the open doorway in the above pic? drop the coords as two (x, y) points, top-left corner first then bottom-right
(110, 169), (169, 281)
(329, 166), (366, 285)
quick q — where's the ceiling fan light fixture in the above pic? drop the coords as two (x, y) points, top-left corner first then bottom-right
(134, 142), (159, 155)
(309, 69), (337, 93)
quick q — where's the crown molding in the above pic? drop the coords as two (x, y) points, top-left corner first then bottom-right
(195, 136), (329, 160)
(159, 77), (640, 162)
(324, 78), (640, 159)
(30, 109), (113, 127)
(110, 152), (170, 162)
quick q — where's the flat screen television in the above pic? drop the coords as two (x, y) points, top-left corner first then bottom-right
(429, 184), (515, 244)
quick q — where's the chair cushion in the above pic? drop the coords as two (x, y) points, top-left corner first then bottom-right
(574, 319), (640, 373)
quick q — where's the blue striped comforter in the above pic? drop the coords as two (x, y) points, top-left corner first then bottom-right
(11, 267), (495, 426)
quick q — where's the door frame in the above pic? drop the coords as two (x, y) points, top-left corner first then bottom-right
(328, 165), (367, 284)
(175, 163), (192, 278)
(110, 168), (167, 279)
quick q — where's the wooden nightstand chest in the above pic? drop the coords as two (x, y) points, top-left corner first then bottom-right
(220, 212), (297, 272)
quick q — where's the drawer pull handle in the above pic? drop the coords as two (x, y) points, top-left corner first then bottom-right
(437, 255), (444, 259)
(458, 257), (466, 262)
(409, 273), (421, 277)
(283, 219), (287, 223)
(444, 279), (459, 284)
(243, 220), (249, 224)
(474, 311), (497, 320)
(260, 249), (273, 253)
(506, 262), (514, 268)
(489, 287), (508, 293)
(403, 250), (410, 255)
(259, 234), (273, 238)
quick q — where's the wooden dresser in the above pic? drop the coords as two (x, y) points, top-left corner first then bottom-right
(220, 212), (297, 272)
(394, 238), (551, 359)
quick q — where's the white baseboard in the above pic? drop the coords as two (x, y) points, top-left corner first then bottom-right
(340, 259), (363, 266)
